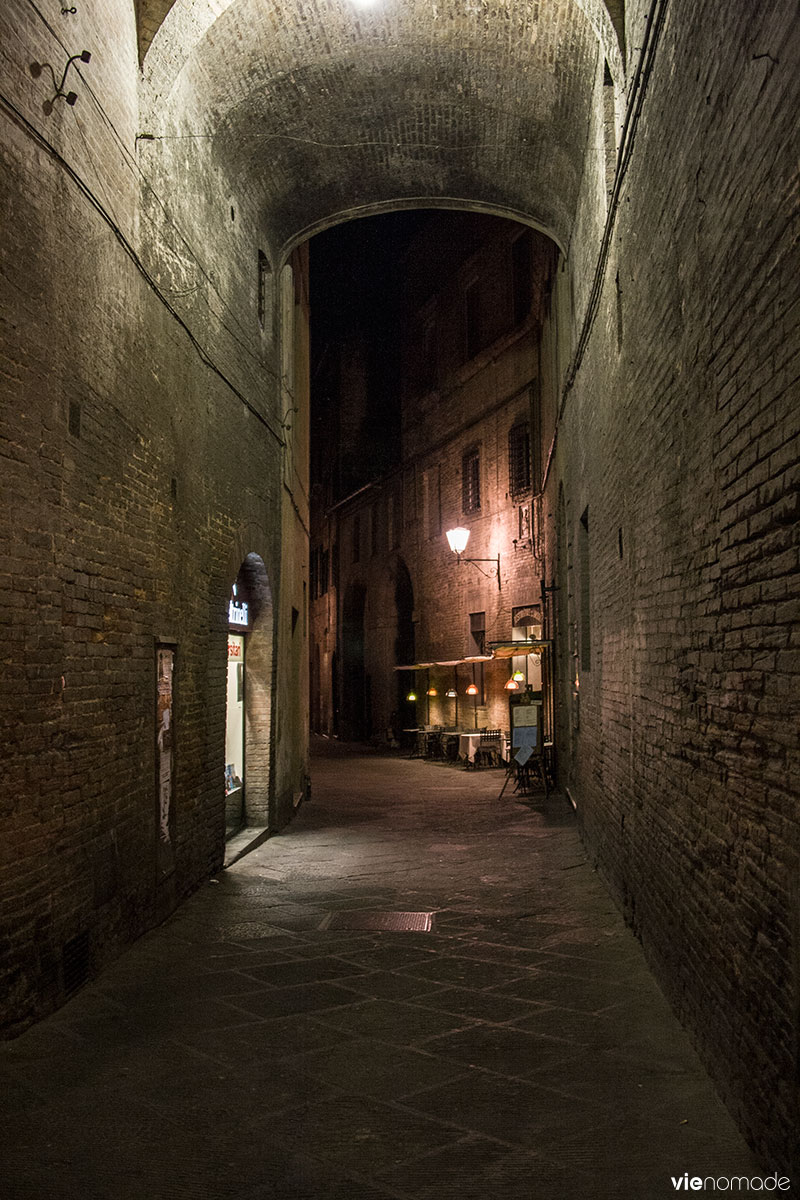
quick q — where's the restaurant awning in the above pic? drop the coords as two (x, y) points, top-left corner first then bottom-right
(394, 655), (493, 670)
(487, 640), (552, 657)
(395, 645), (550, 669)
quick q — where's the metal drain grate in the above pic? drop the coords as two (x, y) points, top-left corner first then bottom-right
(319, 911), (434, 932)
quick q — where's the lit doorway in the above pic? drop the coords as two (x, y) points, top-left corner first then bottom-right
(224, 554), (274, 839)
(225, 629), (246, 836)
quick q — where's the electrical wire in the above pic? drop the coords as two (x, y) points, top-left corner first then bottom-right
(22, 0), (283, 390)
(562, 0), (670, 403)
(0, 88), (285, 448)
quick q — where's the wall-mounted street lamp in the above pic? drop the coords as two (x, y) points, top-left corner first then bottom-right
(445, 527), (500, 590)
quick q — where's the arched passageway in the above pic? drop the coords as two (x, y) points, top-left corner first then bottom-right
(1, 0), (797, 1178)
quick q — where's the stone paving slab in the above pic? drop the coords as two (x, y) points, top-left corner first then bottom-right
(0, 740), (764, 1198)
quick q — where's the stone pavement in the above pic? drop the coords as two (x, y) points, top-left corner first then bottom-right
(0, 740), (761, 1199)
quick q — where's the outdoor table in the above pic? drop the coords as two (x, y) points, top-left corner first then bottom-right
(458, 732), (481, 763)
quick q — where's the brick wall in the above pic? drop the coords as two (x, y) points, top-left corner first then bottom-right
(0, 0), (308, 1034)
(546, 0), (800, 1170)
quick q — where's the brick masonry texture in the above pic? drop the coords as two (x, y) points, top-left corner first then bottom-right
(1, 0), (798, 1177)
(543, 0), (800, 1173)
(1, 0), (309, 1035)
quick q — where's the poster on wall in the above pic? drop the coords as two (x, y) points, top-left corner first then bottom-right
(156, 646), (176, 879)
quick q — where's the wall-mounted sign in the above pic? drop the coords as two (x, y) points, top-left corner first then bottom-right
(227, 638), (242, 659)
(228, 599), (249, 627)
(156, 646), (176, 880)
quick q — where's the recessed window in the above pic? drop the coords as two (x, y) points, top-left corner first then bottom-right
(469, 611), (486, 655)
(603, 62), (617, 203)
(258, 250), (272, 330)
(508, 422), (531, 498)
(462, 447), (481, 514)
(579, 506), (591, 672)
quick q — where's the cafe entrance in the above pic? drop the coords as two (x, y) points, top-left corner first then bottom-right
(224, 554), (274, 839)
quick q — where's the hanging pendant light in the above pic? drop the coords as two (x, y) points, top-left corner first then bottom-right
(504, 677), (519, 690)
(406, 690), (417, 702)
(466, 682), (478, 696)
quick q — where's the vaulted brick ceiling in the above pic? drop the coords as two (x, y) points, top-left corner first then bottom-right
(140, 0), (621, 259)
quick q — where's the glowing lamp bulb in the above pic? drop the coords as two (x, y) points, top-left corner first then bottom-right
(406, 690), (417, 702)
(504, 678), (519, 690)
(445, 527), (470, 554)
(427, 687), (437, 697)
(446, 688), (457, 698)
(466, 683), (479, 696)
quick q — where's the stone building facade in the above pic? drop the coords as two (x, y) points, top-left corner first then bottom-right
(1, 0), (798, 1174)
(310, 213), (562, 746)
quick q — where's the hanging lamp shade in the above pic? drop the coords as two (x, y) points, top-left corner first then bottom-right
(504, 677), (519, 690)
(445, 527), (470, 554)
(466, 682), (479, 696)
(446, 688), (457, 698)
(427, 686), (437, 697)
(406, 690), (417, 701)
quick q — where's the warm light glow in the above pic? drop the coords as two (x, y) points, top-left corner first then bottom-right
(466, 683), (479, 696)
(446, 688), (457, 698)
(445, 527), (470, 554)
(512, 669), (525, 681)
(504, 678), (519, 690)
(427, 687), (437, 697)
(406, 690), (417, 701)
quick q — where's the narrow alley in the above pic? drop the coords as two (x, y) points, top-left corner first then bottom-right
(0, 744), (759, 1199)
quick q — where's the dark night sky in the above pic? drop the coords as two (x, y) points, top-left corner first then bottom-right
(309, 209), (432, 498)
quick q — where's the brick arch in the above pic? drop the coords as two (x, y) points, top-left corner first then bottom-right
(279, 197), (567, 272)
(139, 0), (623, 88)
(140, 0), (614, 257)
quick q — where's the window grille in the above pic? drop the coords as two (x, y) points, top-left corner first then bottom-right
(462, 447), (481, 513)
(508, 423), (531, 498)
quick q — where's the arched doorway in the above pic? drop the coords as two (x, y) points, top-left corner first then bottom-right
(225, 553), (274, 837)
